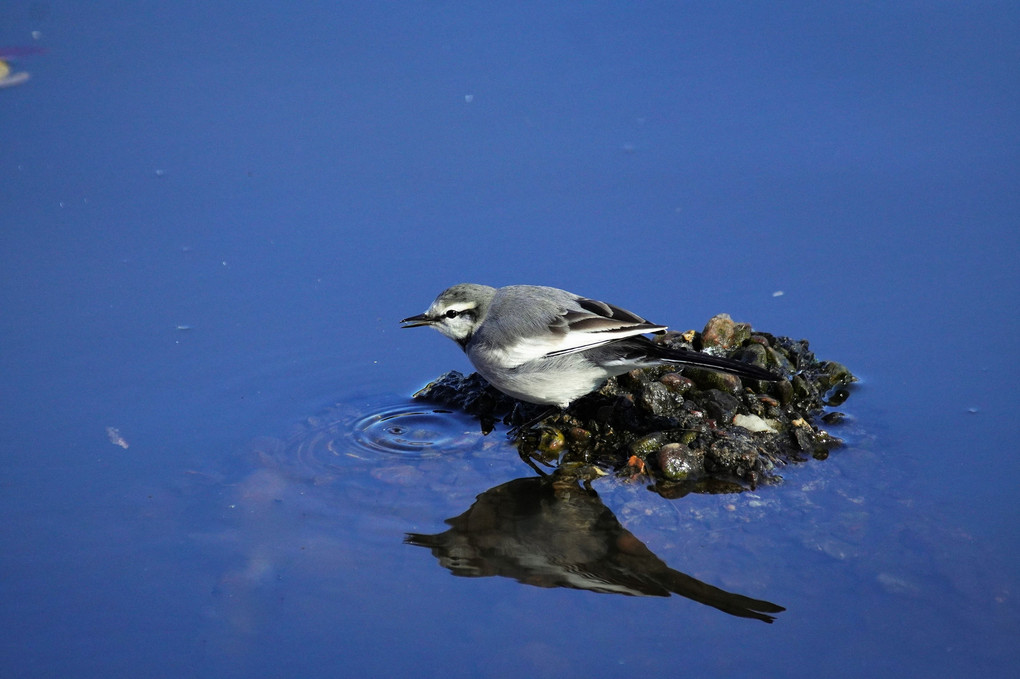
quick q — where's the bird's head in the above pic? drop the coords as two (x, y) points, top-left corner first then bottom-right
(400, 283), (497, 346)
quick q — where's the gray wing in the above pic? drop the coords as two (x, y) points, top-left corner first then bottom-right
(544, 297), (666, 356)
(476, 287), (666, 366)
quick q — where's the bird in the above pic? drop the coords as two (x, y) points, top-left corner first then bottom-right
(400, 284), (780, 410)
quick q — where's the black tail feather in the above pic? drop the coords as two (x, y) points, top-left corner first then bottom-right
(650, 343), (780, 382)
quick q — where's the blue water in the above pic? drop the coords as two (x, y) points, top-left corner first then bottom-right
(2, 3), (1017, 677)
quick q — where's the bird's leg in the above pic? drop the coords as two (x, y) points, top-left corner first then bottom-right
(506, 404), (562, 476)
(517, 447), (549, 476)
(506, 404), (559, 440)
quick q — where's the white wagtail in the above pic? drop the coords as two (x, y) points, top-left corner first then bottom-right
(401, 284), (779, 410)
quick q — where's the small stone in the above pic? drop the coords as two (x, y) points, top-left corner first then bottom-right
(766, 347), (795, 372)
(821, 411), (845, 425)
(774, 377), (795, 406)
(702, 314), (751, 350)
(566, 427), (591, 445)
(733, 413), (779, 433)
(737, 342), (770, 369)
(659, 372), (693, 393)
(538, 428), (566, 455)
(630, 432), (668, 457)
(657, 443), (704, 481)
(638, 382), (683, 416)
(688, 368), (743, 394)
(822, 361), (854, 386)
(702, 389), (741, 423)
(792, 375), (816, 400)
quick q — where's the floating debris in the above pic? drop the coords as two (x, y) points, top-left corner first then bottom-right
(106, 427), (129, 449)
(0, 46), (44, 89)
(0, 60), (29, 88)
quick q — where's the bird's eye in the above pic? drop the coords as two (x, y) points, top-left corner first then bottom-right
(444, 309), (460, 319)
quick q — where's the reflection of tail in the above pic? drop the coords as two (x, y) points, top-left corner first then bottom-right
(405, 474), (786, 623)
(659, 569), (786, 623)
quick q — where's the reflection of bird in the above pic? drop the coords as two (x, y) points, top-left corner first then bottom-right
(401, 284), (778, 409)
(406, 474), (785, 623)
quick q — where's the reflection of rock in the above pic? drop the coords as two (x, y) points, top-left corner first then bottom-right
(406, 473), (785, 623)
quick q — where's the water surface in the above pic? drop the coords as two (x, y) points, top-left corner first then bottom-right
(1, 3), (1017, 677)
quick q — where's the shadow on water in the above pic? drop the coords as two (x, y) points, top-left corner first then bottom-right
(405, 471), (785, 623)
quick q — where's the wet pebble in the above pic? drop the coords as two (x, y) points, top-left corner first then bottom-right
(657, 443), (704, 481)
(701, 314), (751, 350)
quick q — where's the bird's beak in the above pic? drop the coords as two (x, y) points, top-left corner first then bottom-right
(400, 313), (433, 328)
